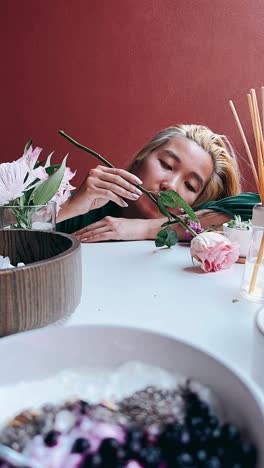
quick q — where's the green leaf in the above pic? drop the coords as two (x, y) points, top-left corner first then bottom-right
(157, 197), (172, 218)
(34, 160), (45, 169)
(44, 151), (55, 168)
(45, 164), (61, 176)
(31, 155), (67, 205)
(159, 190), (198, 221)
(155, 227), (178, 248)
(24, 139), (32, 154)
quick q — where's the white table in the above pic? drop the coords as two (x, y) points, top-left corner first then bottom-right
(67, 241), (264, 383)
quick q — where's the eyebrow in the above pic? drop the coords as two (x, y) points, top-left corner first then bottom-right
(161, 149), (205, 189)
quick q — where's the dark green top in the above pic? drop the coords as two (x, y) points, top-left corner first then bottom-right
(56, 202), (119, 234)
(56, 192), (260, 234)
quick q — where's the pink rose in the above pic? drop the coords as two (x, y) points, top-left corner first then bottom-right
(190, 232), (240, 272)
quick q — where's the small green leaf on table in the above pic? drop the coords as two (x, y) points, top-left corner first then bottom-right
(155, 227), (178, 248)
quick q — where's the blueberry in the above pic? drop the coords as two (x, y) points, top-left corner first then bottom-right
(196, 401), (211, 417)
(140, 446), (162, 466)
(186, 402), (210, 421)
(126, 428), (146, 445)
(183, 389), (200, 405)
(210, 427), (222, 446)
(206, 456), (222, 468)
(164, 421), (182, 433)
(183, 389), (210, 415)
(44, 430), (60, 447)
(192, 426), (212, 447)
(196, 448), (208, 463)
(180, 429), (191, 448)
(239, 441), (257, 466)
(80, 453), (102, 467)
(158, 426), (181, 458)
(71, 437), (90, 453)
(126, 439), (142, 459)
(215, 446), (225, 460)
(208, 415), (219, 429)
(176, 452), (194, 466)
(99, 437), (123, 465)
(221, 423), (240, 443)
(187, 416), (204, 431)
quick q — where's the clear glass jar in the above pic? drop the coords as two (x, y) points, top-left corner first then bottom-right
(0, 202), (56, 231)
(240, 204), (264, 303)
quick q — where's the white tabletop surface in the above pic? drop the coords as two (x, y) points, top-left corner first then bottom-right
(66, 241), (264, 384)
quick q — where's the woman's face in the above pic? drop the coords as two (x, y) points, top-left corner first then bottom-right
(131, 136), (214, 219)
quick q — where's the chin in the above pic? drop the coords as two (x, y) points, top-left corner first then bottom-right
(135, 197), (162, 219)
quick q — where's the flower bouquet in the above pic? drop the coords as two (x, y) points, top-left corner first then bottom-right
(0, 141), (75, 230)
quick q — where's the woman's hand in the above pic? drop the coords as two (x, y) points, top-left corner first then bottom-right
(57, 165), (143, 222)
(73, 217), (163, 242)
(72, 210), (231, 243)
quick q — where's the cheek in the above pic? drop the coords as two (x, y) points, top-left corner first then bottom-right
(180, 191), (198, 207)
(134, 159), (159, 185)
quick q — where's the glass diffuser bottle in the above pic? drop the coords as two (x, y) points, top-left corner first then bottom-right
(240, 204), (264, 303)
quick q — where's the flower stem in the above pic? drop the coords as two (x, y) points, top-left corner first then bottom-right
(164, 218), (197, 237)
(59, 130), (157, 204)
(59, 131), (113, 168)
(9, 207), (33, 229)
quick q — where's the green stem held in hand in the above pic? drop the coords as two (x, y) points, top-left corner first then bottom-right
(59, 130), (157, 204)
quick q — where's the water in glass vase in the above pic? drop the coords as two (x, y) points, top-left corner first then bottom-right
(0, 202), (56, 231)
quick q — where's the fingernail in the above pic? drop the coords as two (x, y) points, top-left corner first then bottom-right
(134, 177), (143, 185)
(122, 200), (128, 207)
(131, 193), (140, 199)
(135, 188), (142, 196)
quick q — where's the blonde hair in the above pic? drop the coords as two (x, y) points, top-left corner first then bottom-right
(128, 124), (241, 207)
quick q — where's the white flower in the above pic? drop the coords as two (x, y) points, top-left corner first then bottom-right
(0, 160), (28, 204)
(0, 146), (48, 205)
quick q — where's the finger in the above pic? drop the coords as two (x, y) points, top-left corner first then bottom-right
(75, 224), (110, 241)
(73, 219), (106, 236)
(94, 171), (143, 196)
(95, 179), (142, 202)
(99, 166), (143, 186)
(80, 231), (115, 243)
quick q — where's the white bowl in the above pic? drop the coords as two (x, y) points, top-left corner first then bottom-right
(223, 223), (252, 257)
(0, 325), (263, 466)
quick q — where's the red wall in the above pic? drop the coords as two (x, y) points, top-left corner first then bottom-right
(1, 0), (264, 191)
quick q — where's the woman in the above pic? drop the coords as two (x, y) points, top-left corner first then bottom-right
(57, 125), (260, 242)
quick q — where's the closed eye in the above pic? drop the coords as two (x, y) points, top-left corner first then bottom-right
(159, 159), (172, 170)
(185, 182), (196, 193)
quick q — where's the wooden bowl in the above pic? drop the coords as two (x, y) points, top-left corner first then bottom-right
(0, 230), (82, 337)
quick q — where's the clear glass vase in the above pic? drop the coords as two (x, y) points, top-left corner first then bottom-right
(240, 204), (264, 303)
(0, 202), (56, 231)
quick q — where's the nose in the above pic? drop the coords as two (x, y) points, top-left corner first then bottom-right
(160, 174), (180, 193)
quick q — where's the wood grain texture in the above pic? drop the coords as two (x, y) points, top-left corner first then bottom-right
(0, 230), (82, 337)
